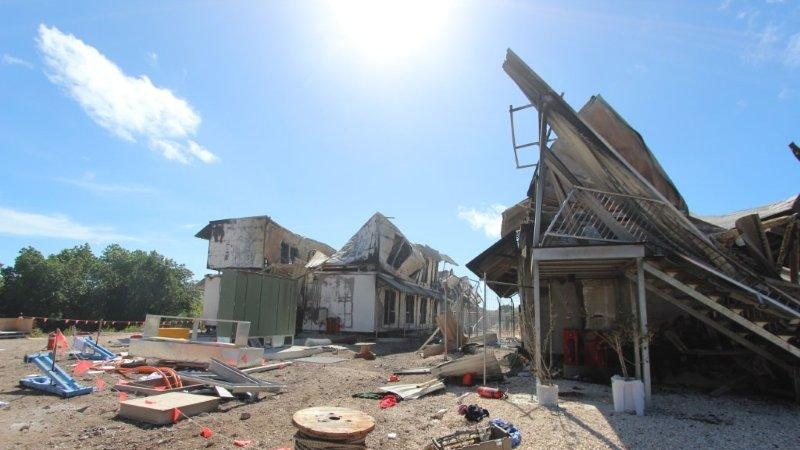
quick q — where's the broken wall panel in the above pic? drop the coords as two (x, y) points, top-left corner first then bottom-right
(196, 216), (335, 274)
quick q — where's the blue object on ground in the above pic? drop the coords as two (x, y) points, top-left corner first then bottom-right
(490, 418), (522, 448)
(19, 352), (93, 397)
(76, 336), (116, 360)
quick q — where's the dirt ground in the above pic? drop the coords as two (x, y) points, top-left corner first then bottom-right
(1, 333), (799, 450)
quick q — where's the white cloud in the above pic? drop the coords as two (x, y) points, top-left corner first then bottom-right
(36, 24), (218, 164)
(187, 140), (220, 164)
(2, 53), (33, 69)
(457, 205), (506, 238)
(785, 32), (800, 67)
(0, 206), (134, 242)
(146, 51), (158, 66)
(778, 87), (794, 100)
(744, 23), (781, 63)
(56, 172), (155, 194)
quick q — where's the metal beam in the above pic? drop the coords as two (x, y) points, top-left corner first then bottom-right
(644, 263), (800, 359)
(532, 244), (645, 261)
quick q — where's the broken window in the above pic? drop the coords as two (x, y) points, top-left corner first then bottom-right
(280, 241), (299, 264)
(386, 235), (412, 269)
(405, 295), (415, 324)
(280, 242), (290, 263)
(419, 297), (428, 324)
(383, 290), (396, 325)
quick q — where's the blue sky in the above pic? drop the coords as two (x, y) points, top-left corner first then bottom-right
(1, 1), (798, 308)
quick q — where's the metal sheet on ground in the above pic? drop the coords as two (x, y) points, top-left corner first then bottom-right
(294, 356), (347, 364)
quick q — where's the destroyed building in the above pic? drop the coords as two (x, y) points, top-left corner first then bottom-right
(302, 213), (458, 334)
(196, 215), (335, 344)
(195, 215), (335, 276)
(468, 50), (800, 399)
(439, 271), (483, 335)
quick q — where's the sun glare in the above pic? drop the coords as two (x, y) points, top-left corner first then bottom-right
(328, 0), (452, 64)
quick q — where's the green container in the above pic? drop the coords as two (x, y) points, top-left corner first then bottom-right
(217, 270), (297, 338)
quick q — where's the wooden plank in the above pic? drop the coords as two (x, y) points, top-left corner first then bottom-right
(417, 327), (441, 352)
(775, 221), (796, 267)
(292, 407), (374, 440)
(645, 263), (800, 359)
(114, 379), (206, 396)
(118, 392), (219, 425)
(421, 343), (444, 358)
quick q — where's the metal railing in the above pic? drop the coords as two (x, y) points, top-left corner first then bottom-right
(542, 187), (666, 245)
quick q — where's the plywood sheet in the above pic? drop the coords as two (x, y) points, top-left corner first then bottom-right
(118, 392), (219, 425)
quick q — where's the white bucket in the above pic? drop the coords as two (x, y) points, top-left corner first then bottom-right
(536, 382), (559, 406)
(611, 376), (644, 416)
(73, 336), (87, 352)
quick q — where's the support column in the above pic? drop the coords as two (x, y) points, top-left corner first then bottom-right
(533, 259), (542, 384)
(636, 257), (652, 405)
(443, 286), (449, 362)
(628, 279), (641, 380)
(482, 273), (488, 383)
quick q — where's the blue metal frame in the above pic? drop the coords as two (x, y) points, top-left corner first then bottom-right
(20, 352), (93, 397)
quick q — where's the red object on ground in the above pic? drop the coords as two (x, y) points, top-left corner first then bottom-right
(95, 377), (105, 391)
(200, 427), (213, 439)
(461, 373), (474, 386)
(476, 386), (504, 399)
(73, 360), (92, 376)
(171, 408), (181, 424)
(563, 329), (580, 366)
(50, 329), (69, 353)
(118, 392), (127, 402)
(233, 439), (253, 447)
(379, 394), (398, 409)
(388, 374), (399, 382)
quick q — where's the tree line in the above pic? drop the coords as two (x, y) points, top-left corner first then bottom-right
(0, 244), (201, 324)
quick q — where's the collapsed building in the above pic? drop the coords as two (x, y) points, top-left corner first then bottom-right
(196, 215), (335, 345)
(468, 50), (800, 400)
(301, 212), (462, 334)
(194, 213), (474, 340)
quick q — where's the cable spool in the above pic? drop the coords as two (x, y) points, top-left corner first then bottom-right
(292, 407), (374, 450)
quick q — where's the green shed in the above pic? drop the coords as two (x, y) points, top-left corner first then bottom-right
(217, 270), (298, 340)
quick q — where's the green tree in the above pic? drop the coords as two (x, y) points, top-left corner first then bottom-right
(0, 244), (200, 322)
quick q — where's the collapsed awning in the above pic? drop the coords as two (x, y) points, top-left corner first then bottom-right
(376, 273), (443, 300)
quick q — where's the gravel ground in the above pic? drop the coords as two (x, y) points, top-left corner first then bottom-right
(0, 334), (798, 449)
